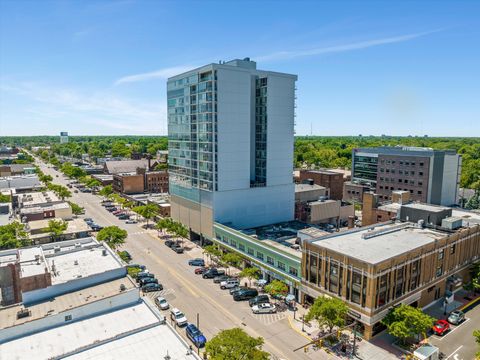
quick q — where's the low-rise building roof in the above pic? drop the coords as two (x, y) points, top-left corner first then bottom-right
(104, 159), (149, 174)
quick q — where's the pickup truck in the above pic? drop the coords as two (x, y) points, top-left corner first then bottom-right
(202, 268), (225, 279)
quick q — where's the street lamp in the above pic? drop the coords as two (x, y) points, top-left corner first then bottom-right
(302, 315), (305, 332)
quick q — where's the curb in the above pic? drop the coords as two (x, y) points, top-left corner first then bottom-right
(459, 294), (480, 312)
(287, 315), (313, 342)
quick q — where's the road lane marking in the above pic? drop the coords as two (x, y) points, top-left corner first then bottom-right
(432, 317), (470, 341)
(445, 346), (463, 360)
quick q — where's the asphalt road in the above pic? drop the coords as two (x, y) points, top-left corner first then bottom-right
(429, 304), (480, 360)
(36, 160), (330, 360)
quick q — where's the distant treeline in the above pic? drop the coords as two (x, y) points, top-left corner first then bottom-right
(1, 135), (479, 189)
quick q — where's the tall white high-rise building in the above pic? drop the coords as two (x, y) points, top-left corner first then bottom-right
(168, 58), (297, 239)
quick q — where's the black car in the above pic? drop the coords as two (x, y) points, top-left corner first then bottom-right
(202, 268), (225, 279)
(233, 288), (258, 301)
(136, 272), (155, 283)
(188, 258), (205, 267)
(142, 283), (163, 293)
(213, 275), (231, 284)
(118, 214), (129, 220)
(139, 277), (158, 286)
(83, 218), (93, 223)
(165, 240), (176, 247)
(249, 295), (270, 307)
(172, 245), (184, 254)
(106, 207), (117, 212)
(229, 286), (248, 295)
(90, 224), (103, 231)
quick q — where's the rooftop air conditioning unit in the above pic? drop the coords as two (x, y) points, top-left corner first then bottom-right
(53, 246), (61, 253)
(74, 260), (78, 265)
(102, 249), (107, 256)
(74, 243), (81, 248)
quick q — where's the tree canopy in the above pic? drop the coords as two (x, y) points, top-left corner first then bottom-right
(205, 328), (269, 360)
(68, 201), (84, 215)
(239, 267), (261, 286)
(97, 226), (128, 250)
(45, 219), (68, 241)
(0, 222), (29, 249)
(264, 280), (289, 299)
(381, 304), (435, 344)
(305, 296), (349, 334)
(133, 203), (158, 227)
(99, 185), (113, 197)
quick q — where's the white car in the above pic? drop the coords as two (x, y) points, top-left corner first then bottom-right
(125, 219), (137, 224)
(252, 303), (276, 314)
(170, 308), (187, 326)
(220, 279), (240, 289)
(155, 296), (169, 310)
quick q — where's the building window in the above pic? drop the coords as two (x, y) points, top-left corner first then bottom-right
(418, 181), (423, 186)
(230, 240), (237, 248)
(256, 252), (264, 261)
(65, 315), (72, 321)
(419, 162), (424, 167)
(266, 256), (274, 265)
(419, 171), (424, 176)
(451, 244), (456, 254)
(239, 244), (245, 252)
(277, 262), (286, 271)
(247, 248), (254, 256)
(418, 190), (422, 195)
(351, 272), (362, 305)
(436, 265), (443, 277)
(439, 249), (444, 260)
(289, 267), (298, 277)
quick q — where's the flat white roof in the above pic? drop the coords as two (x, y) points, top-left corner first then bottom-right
(451, 209), (480, 227)
(401, 202), (450, 213)
(311, 222), (445, 264)
(19, 191), (60, 207)
(18, 247), (47, 278)
(28, 218), (91, 237)
(1, 301), (200, 360)
(47, 245), (121, 285)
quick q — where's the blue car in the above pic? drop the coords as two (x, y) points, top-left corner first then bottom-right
(188, 258), (205, 267)
(185, 323), (207, 348)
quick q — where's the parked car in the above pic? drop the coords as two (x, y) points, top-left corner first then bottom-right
(90, 224), (103, 231)
(249, 295), (270, 307)
(118, 214), (129, 220)
(113, 210), (123, 215)
(188, 258), (205, 267)
(447, 310), (465, 325)
(185, 323), (207, 348)
(155, 296), (170, 310)
(170, 308), (188, 326)
(252, 303), (276, 314)
(432, 320), (450, 336)
(127, 264), (146, 271)
(142, 283), (163, 293)
(74, 190), (78, 193)
(139, 277), (158, 286)
(165, 240), (176, 247)
(106, 207), (117, 212)
(233, 288), (258, 301)
(172, 246), (184, 254)
(214, 275), (231, 284)
(220, 278), (239, 289)
(83, 218), (93, 223)
(202, 268), (225, 279)
(83, 188), (92, 193)
(125, 219), (137, 224)
(136, 272), (154, 283)
(194, 267), (208, 275)
(229, 286), (248, 295)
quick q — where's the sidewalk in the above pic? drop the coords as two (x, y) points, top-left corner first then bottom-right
(424, 288), (480, 320)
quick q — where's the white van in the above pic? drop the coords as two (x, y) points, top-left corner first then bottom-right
(220, 278), (240, 290)
(170, 308), (187, 326)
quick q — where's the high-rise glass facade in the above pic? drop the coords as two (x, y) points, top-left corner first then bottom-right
(168, 70), (217, 202)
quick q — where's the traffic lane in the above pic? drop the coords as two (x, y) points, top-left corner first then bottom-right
(429, 306), (480, 360)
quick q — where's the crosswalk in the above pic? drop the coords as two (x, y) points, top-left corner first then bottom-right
(250, 311), (287, 326)
(144, 288), (176, 301)
(130, 231), (148, 236)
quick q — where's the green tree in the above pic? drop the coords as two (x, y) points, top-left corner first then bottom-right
(473, 329), (480, 359)
(0, 222), (30, 249)
(239, 267), (261, 287)
(264, 280), (289, 301)
(133, 203), (158, 228)
(68, 201), (85, 215)
(97, 226), (128, 250)
(381, 304), (435, 344)
(203, 244), (222, 265)
(38, 173), (53, 184)
(305, 296), (349, 334)
(45, 219), (68, 242)
(205, 328), (269, 360)
(48, 184), (72, 200)
(0, 193), (11, 203)
(154, 162), (168, 171)
(99, 185), (113, 198)
(221, 252), (242, 268)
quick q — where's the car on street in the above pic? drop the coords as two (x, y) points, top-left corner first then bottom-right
(165, 240), (177, 247)
(214, 275), (231, 284)
(194, 267), (208, 275)
(142, 283), (163, 293)
(90, 224), (103, 231)
(188, 258), (205, 267)
(432, 319), (450, 336)
(84, 218), (93, 223)
(172, 246), (184, 254)
(113, 210), (123, 215)
(139, 277), (158, 286)
(74, 190), (78, 193)
(202, 268), (225, 279)
(185, 323), (207, 348)
(220, 278), (240, 289)
(127, 264), (146, 271)
(252, 303), (276, 314)
(83, 188), (92, 193)
(447, 310), (465, 325)
(136, 272), (155, 282)
(125, 219), (137, 224)
(170, 308), (188, 327)
(118, 214), (129, 220)
(155, 296), (170, 310)
(233, 288), (258, 301)
(229, 286), (248, 295)
(249, 295), (270, 307)
(106, 207), (117, 212)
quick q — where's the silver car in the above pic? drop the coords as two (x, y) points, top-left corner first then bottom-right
(252, 303), (276, 314)
(155, 296), (169, 310)
(447, 310), (465, 325)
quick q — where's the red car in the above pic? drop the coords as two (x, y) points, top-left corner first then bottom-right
(194, 267), (207, 275)
(432, 319), (450, 336)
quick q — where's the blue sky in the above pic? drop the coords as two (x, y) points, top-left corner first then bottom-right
(1, 0), (479, 136)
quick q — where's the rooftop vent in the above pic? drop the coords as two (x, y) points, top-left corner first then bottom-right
(120, 284), (126, 291)
(17, 308), (31, 319)
(74, 260), (78, 265)
(102, 249), (107, 256)
(53, 246), (61, 253)
(74, 243), (81, 248)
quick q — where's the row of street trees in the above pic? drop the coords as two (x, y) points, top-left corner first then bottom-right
(155, 217), (189, 239)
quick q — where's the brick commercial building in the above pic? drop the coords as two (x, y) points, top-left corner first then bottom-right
(299, 170), (345, 200)
(301, 207), (480, 339)
(145, 171), (168, 193)
(113, 170), (169, 195)
(343, 181), (374, 203)
(352, 146), (461, 206)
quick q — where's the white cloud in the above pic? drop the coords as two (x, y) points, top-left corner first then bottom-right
(114, 65), (196, 85)
(256, 29), (443, 62)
